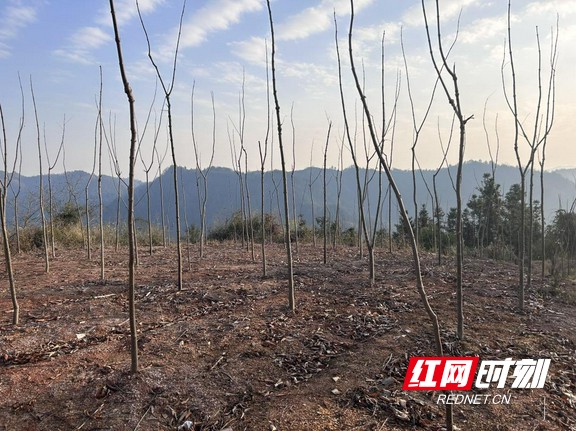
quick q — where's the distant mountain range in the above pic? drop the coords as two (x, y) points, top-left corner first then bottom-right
(3, 161), (575, 235)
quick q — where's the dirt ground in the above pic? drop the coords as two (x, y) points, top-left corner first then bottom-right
(0, 242), (575, 431)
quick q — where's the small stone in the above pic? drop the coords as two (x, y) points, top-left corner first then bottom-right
(381, 376), (396, 387)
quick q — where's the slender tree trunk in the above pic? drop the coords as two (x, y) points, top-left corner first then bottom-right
(85, 108), (98, 261)
(455, 120), (465, 338)
(156, 149), (167, 248)
(259, 44), (271, 275)
(0, 104), (19, 324)
(168, 103), (183, 290)
(540, 157), (545, 279)
(191, 87), (215, 258)
(85, 187), (92, 260)
(259, 141), (267, 276)
(290, 105), (299, 255)
(335, 17), (377, 284)
(0, 189), (17, 324)
(115, 175), (121, 251)
(9, 78), (24, 256)
(528, 158), (535, 289)
(110, 0), (138, 373)
(243, 149), (256, 261)
(97, 67), (105, 281)
(13, 196), (20, 254)
(422, 0), (472, 343)
(45, 112), (65, 260)
(348, 0), (443, 353)
(322, 122), (332, 265)
(433, 176), (442, 264)
(30, 79), (49, 273)
(334, 139), (344, 249)
(180, 170), (191, 270)
(310, 181), (316, 247)
(238, 164), (247, 249)
(267, 0), (295, 312)
(146, 173), (153, 255)
(137, 0), (186, 290)
(47, 169), (55, 257)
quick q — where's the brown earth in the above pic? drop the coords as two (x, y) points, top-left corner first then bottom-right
(0, 243), (575, 431)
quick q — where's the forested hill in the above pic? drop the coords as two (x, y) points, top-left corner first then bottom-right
(122, 161), (576, 235)
(2, 161), (575, 234)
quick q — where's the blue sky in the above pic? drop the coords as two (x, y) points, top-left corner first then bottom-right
(0, 0), (574, 180)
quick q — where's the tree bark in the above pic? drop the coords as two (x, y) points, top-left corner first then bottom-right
(109, 0), (138, 373)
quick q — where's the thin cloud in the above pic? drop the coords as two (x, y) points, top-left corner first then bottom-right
(0, 2), (38, 57)
(72, 26), (111, 50)
(277, 0), (374, 41)
(278, 60), (338, 90)
(0, 42), (10, 59)
(54, 26), (112, 64)
(459, 15), (508, 44)
(179, 0), (262, 48)
(96, 0), (165, 26)
(402, 0), (479, 27)
(229, 0), (375, 66)
(526, 0), (576, 17)
(56, 0), (164, 65)
(210, 61), (266, 90)
(229, 36), (267, 66)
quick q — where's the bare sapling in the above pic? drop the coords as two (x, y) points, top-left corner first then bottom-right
(433, 115), (455, 265)
(266, 0), (295, 312)
(347, 0), (449, 426)
(228, 122), (247, 247)
(97, 67), (105, 281)
(540, 20), (558, 279)
(191, 86), (216, 258)
(290, 104), (299, 255)
(347, 0), (443, 348)
(258, 40), (272, 276)
(105, 113), (124, 252)
(335, 15), (385, 285)
(136, 79), (160, 257)
(308, 143), (321, 248)
(502, 0), (558, 310)
(84, 85), (100, 261)
(243, 147), (256, 261)
(30, 77), (50, 273)
(109, 0), (139, 373)
(180, 169), (192, 270)
(380, 32), (400, 253)
(268, 128), (284, 240)
(137, 0), (186, 290)
(0, 99), (21, 324)
(45, 115), (65, 258)
(422, 0), (472, 342)
(334, 136), (344, 249)
(9, 75), (25, 255)
(154, 139), (169, 248)
(323, 120), (332, 265)
(401, 27), (439, 249)
(258, 140), (268, 275)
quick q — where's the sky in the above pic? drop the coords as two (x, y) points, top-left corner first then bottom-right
(0, 0), (574, 181)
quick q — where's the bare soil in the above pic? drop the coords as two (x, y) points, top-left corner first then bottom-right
(0, 243), (575, 431)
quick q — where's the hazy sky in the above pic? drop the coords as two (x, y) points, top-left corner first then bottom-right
(0, 0), (573, 180)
